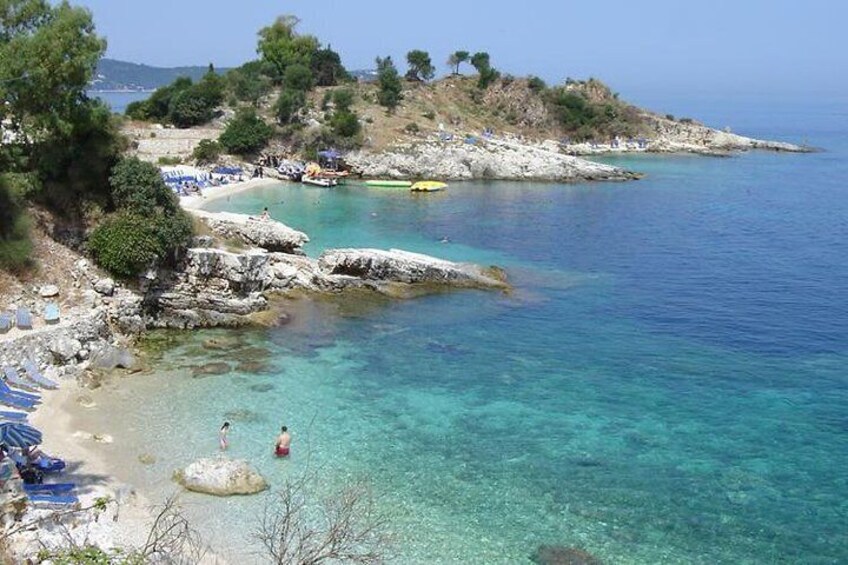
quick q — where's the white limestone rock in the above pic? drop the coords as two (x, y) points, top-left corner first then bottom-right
(174, 457), (268, 496)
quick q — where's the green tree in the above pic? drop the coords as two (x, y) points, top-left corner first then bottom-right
(192, 139), (223, 163)
(257, 15), (319, 84)
(330, 110), (360, 138)
(470, 51), (500, 89)
(219, 108), (273, 155)
(405, 50), (435, 81)
(447, 50), (470, 75)
(283, 63), (313, 92)
(311, 46), (349, 86)
(226, 60), (273, 106)
(274, 88), (306, 124)
(375, 56), (403, 111)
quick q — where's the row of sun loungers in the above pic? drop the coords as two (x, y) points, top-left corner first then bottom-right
(0, 304), (61, 334)
(0, 364), (58, 412)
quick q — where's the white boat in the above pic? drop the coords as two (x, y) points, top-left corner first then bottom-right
(301, 176), (338, 187)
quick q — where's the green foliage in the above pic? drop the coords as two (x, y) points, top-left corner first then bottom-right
(219, 108), (273, 155)
(131, 76), (192, 121)
(226, 60), (273, 106)
(665, 113), (675, 121)
(330, 110), (360, 138)
(157, 156), (182, 165)
(545, 87), (643, 141)
(422, 110), (435, 120)
(126, 71), (222, 127)
(527, 76), (547, 93)
(470, 52), (500, 89)
(447, 50), (470, 75)
(88, 212), (163, 278)
(257, 15), (320, 83)
(311, 46), (350, 86)
(110, 157), (179, 214)
(274, 89), (306, 124)
(375, 56), (403, 111)
(0, 179), (33, 272)
(332, 88), (355, 112)
(283, 63), (313, 92)
(192, 139), (223, 163)
(404, 122), (420, 134)
(405, 50), (435, 81)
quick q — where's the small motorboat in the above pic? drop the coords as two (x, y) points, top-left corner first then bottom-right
(411, 181), (447, 192)
(365, 180), (413, 188)
(302, 176), (338, 188)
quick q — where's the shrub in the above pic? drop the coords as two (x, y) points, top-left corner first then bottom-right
(0, 183), (32, 272)
(330, 110), (360, 138)
(375, 56), (403, 111)
(527, 76), (547, 93)
(226, 60), (273, 106)
(283, 63), (314, 92)
(88, 211), (163, 278)
(422, 110), (435, 120)
(168, 88), (214, 127)
(110, 157), (179, 214)
(404, 122), (420, 134)
(219, 108), (273, 155)
(157, 156), (182, 165)
(274, 89), (306, 124)
(193, 139), (223, 163)
(332, 88), (355, 112)
(89, 209), (192, 279)
(665, 114), (675, 121)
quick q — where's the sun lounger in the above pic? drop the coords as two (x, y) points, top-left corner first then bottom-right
(0, 313), (10, 333)
(44, 303), (60, 324)
(0, 392), (37, 411)
(0, 410), (27, 421)
(26, 492), (79, 506)
(2, 366), (39, 393)
(24, 483), (75, 494)
(22, 360), (58, 389)
(0, 377), (40, 403)
(15, 307), (32, 330)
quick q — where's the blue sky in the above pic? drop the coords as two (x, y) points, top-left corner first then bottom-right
(73, 0), (843, 99)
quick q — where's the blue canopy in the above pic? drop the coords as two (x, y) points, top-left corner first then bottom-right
(317, 149), (341, 160)
(0, 421), (42, 448)
(212, 166), (242, 175)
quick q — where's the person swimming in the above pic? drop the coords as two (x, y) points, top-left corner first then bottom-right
(219, 422), (230, 451)
(275, 426), (291, 457)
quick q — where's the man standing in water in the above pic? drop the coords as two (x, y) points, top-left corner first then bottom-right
(275, 426), (291, 457)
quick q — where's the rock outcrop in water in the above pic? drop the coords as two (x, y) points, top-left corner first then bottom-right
(174, 457), (268, 496)
(144, 244), (508, 328)
(189, 210), (309, 254)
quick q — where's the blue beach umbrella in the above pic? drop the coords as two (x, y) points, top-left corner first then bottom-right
(0, 421), (42, 448)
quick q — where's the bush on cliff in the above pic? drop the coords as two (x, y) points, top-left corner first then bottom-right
(109, 158), (180, 215)
(219, 108), (274, 155)
(0, 180), (33, 272)
(193, 139), (223, 163)
(375, 56), (403, 111)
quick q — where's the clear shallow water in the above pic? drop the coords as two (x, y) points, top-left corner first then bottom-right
(88, 98), (848, 563)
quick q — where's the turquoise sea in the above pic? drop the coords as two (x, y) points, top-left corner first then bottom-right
(86, 95), (848, 563)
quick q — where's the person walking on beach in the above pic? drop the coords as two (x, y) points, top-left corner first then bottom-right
(275, 426), (291, 457)
(219, 422), (230, 451)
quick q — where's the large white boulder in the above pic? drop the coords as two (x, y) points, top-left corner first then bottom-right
(191, 210), (309, 254)
(174, 457), (268, 496)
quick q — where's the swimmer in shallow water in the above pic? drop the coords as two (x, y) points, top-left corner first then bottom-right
(219, 422), (230, 450)
(275, 426), (291, 457)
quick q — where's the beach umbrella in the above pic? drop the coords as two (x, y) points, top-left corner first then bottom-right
(0, 421), (42, 448)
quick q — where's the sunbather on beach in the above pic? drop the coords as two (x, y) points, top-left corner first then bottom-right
(275, 426), (290, 457)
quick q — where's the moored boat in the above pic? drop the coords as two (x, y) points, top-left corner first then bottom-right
(411, 181), (448, 192)
(365, 180), (413, 188)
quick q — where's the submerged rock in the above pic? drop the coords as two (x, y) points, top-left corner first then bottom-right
(531, 546), (603, 565)
(248, 383), (274, 393)
(191, 362), (231, 377)
(174, 457), (268, 496)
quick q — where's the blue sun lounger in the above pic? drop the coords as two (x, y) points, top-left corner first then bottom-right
(2, 366), (39, 393)
(44, 303), (60, 324)
(22, 360), (58, 389)
(14, 453), (66, 474)
(26, 492), (79, 506)
(0, 313), (10, 333)
(24, 483), (76, 494)
(15, 307), (32, 330)
(0, 392), (37, 411)
(0, 410), (28, 421)
(0, 377), (40, 404)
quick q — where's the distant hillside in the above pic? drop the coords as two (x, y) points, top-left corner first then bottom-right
(90, 58), (228, 91)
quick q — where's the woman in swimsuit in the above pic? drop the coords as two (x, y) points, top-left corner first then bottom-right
(219, 422), (230, 451)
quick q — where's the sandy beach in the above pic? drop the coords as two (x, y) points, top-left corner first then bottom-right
(180, 177), (282, 210)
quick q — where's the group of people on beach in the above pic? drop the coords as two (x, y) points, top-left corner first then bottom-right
(219, 422), (291, 457)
